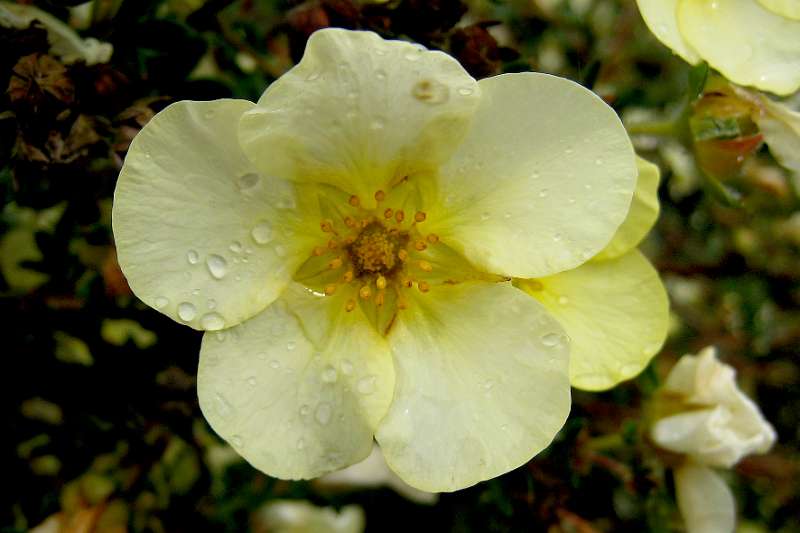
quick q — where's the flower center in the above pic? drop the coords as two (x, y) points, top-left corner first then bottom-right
(348, 222), (408, 276)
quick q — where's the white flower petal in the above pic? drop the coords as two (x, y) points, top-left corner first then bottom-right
(197, 283), (395, 480)
(756, 0), (800, 19)
(428, 73), (636, 279)
(635, 0), (701, 63)
(753, 95), (800, 174)
(674, 463), (736, 533)
(518, 250), (669, 391)
(239, 28), (480, 208)
(113, 100), (316, 330)
(594, 156), (661, 261)
(677, 0), (800, 95)
(256, 500), (365, 533)
(317, 444), (439, 505)
(376, 282), (570, 492)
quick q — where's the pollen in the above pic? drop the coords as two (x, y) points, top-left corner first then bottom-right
(414, 211), (427, 222)
(347, 222), (405, 275)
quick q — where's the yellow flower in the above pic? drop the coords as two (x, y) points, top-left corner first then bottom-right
(113, 28), (661, 491)
(636, 0), (800, 95)
(650, 347), (776, 533)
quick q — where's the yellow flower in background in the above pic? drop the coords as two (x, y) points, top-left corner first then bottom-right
(113, 28), (662, 491)
(650, 347), (776, 533)
(636, 0), (800, 95)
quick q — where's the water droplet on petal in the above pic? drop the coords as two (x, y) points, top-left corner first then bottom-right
(299, 404), (310, 416)
(275, 245), (287, 257)
(246, 376), (257, 387)
(214, 393), (233, 418)
(231, 435), (243, 447)
(251, 223), (273, 245)
(558, 296), (569, 305)
(541, 332), (564, 347)
(207, 299), (217, 310)
(206, 254), (228, 279)
(306, 71), (320, 81)
(375, 69), (387, 81)
(480, 212), (490, 221)
(154, 296), (169, 309)
(238, 173), (260, 190)
(296, 438), (306, 450)
(269, 359), (280, 369)
(458, 86), (474, 96)
(340, 359), (353, 375)
(178, 302), (197, 322)
(286, 340), (296, 351)
(229, 241), (243, 253)
(538, 189), (549, 198)
(357, 375), (377, 395)
(201, 312), (225, 330)
(321, 366), (338, 383)
(204, 110), (215, 120)
(187, 250), (199, 264)
(315, 402), (332, 425)
(370, 118), (385, 130)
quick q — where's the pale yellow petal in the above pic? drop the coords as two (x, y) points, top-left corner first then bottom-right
(757, 0), (800, 20)
(376, 282), (570, 492)
(635, 0), (701, 63)
(113, 100), (316, 330)
(428, 72), (636, 279)
(594, 156), (661, 261)
(674, 463), (736, 533)
(678, 0), (800, 95)
(197, 283), (394, 480)
(518, 250), (669, 391)
(753, 95), (800, 173)
(239, 28), (480, 208)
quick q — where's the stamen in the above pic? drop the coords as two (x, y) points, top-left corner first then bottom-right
(418, 260), (432, 272)
(426, 233), (439, 244)
(418, 280), (430, 293)
(320, 219), (335, 233)
(376, 275), (387, 290)
(348, 195), (360, 207)
(374, 190), (386, 202)
(359, 285), (372, 299)
(328, 257), (343, 269)
(375, 290), (385, 307)
(343, 270), (354, 283)
(414, 240), (427, 251)
(398, 249), (408, 261)
(345, 299), (357, 312)
(395, 210), (405, 224)
(344, 216), (357, 228)
(384, 208), (394, 219)
(324, 284), (337, 295)
(313, 246), (326, 256)
(414, 211), (427, 223)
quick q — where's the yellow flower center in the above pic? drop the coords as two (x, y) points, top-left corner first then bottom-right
(348, 222), (407, 275)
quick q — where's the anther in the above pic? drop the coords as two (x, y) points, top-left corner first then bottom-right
(320, 219), (335, 233)
(348, 195), (360, 207)
(418, 280), (430, 293)
(418, 260), (432, 272)
(313, 246), (326, 256)
(527, 280), (543, 291)
(345, 299), (357, 312)
(395, 210), (405, 224)
(376, 275), (387, 290)
(426, 233), (439, 244)
(375, 291), (385, 307)
(414, 240), (427, 251)
(344, 216), (357, 228)
(398, 297), (409, 310)
(359, 285), (372, 299)
(384, 208), (394, 219)
(414, 211), (427, 223)
(343, 270), (354, 283)
(398, 249), (408, 261)
(374, 190), (386, 202)
(328, 257), (343, 269)
(324, 284), (337, 295)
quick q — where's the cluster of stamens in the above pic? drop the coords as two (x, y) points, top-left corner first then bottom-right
(297, 189), (442, 327)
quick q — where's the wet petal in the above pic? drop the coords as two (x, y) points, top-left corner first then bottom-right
(376, 282), (570, 492)
(756, 0), (800, 19)
(674, 463), (735, 533)
(429, 73), (636, 279)
(113, 100), (316, 330)
(753, 95), (800, 173)
(518, 250), (669, 391)
(197, 283), (394, 479)
(635, 0), (701, 63)
(678, 0), (800, 95)
(239, 28), (480, 208)
(594, 156), (661, 261)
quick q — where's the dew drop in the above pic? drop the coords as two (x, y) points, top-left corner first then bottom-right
(481, 379), (495, 391)
(404, 50), (422, 61)
(206, 254), (228, 279)
(269, 359), (280, 369)
(553, 233), (562, 242)
(480, 212), (491, 221)
(538, 189), (549, 198)
(296, 438), (306, 450)
(340, 359), (354, 375)
(357, 375), (377, 395)
(201, 312), (225, 330)
(370, 118), (385, 130)
(246, 376), (257, 387)
(541, 332), (564, 347)
(238, 172), (260, 190)
(558, 296), (570, 305)
(187, 250), (200, 264)
(458, 86), (474, 96)
(154, 296), (169, 309)
(306, 71), (320, 81)
(375, 69), (387, 81)
(178, 302), (197, 322)
(192, 289), (200, 296)
(595, 157), (604, 165)
(207, 299), (217, 310)
(214, 393), (233, 418)
(251, 223), (273, 245)
(565, 146), (574, 155)
(321, 366), (338, 383)
(299, 404), (310, 416)
(275, 245), (287, 257)
(286, 340), (297, 351)
(315, 402), (332, 425)
(231, 435), (243, 447)
(204, 110), (215, 120)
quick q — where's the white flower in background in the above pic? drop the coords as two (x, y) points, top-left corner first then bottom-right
(112, 27), (668, 491)
(316, 444), (438, 505)
(651, 347), (776, 533)
(635, 0), (800, 95)
(0, 1), (112, 65)
(255, 500), (364, 533)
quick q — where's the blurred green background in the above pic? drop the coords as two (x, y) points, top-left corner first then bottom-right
(2, 0), (799, 531)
